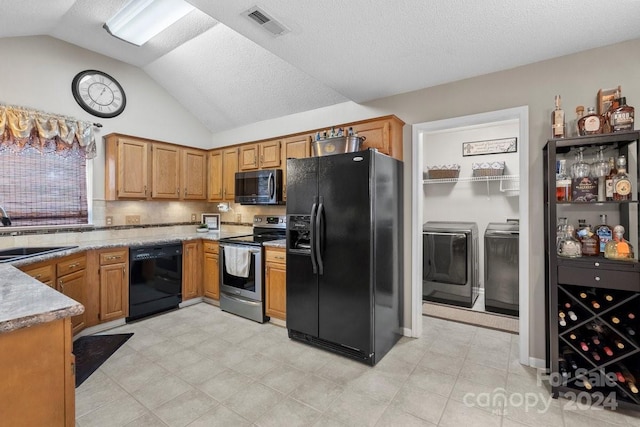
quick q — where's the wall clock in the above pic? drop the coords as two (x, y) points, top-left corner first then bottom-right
(71, 70), (126, 118)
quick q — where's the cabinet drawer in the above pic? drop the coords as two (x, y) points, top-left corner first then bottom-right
(21, 264), (54, 283)
(56, 255), (86, 276)
(203, 241), (219, 254)
(99, 249), (128, 265)
(557, 266), (640, 292)
(265, 249), (286, 264)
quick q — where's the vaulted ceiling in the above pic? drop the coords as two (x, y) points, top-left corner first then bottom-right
(2, 0), (640, 134)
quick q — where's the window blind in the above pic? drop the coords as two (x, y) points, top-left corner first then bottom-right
(0, 147), (88, 226)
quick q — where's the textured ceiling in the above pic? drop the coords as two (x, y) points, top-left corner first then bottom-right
(1, 0), (640, 134)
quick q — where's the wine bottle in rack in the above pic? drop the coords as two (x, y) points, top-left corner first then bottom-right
(591, 300), (601, 310)
(562, 348), (579, 370)
(619, 364), (639, 394)
(558, 359), (570, 378)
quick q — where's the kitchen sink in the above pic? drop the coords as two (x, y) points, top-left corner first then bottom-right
(0, 246), (78, 263)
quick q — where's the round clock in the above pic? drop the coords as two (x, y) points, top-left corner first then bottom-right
(71, 70), (126, 118)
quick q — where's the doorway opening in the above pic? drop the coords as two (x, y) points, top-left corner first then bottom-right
(411, 106), (530, 366)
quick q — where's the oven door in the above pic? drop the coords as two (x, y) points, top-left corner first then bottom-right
(219, 243), (262, 301)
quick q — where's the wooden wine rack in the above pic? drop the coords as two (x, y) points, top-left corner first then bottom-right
(544, 131), (640, 411)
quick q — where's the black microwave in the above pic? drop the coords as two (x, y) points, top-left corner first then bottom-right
(235, 169), (284, 205)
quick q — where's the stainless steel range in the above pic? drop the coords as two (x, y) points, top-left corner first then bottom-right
(218, 215), (286, 322)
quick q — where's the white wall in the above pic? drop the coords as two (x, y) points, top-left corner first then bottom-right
(0, 36), (213, 202)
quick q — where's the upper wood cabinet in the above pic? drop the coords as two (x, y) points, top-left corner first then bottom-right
(182, 148), (207, 200)
(348, 115), (404, 160)
(105, 135), (150, 199)
(239, 140), (281, 171)
(105, 134), (207, 201)
(208, 149), (223, 201)
(222, 147), (239, 201)
(281, 134), (312, 200)
(152, 143), (180, 199)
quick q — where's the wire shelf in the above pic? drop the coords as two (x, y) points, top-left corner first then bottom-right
(422, 174), (520, 185)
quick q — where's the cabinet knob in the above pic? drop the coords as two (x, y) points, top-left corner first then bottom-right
(594, 276), (601, 281)
(69, 263), (79, 269)
(594, 262), (600, 267)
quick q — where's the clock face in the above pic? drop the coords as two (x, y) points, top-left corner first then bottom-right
(72, 70), (126, 118)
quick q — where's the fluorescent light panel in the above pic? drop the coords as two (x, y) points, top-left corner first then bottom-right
(104, 0), (195, 46)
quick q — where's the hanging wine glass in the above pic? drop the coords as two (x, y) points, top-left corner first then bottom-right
(572, 147), (591, 179)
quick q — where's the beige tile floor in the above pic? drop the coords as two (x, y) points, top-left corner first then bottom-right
(76, 303), (640, 426)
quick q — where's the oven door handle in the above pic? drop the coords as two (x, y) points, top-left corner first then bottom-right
(310, 201), (318, 274)
(316, 197), (324, 276)
(220, 244), (260, 254)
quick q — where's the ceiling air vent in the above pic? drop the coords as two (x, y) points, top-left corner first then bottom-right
(243, 6), (289, 37)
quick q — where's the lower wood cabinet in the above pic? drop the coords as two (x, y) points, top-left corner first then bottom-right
(0, 317), (75, 426)
(203, 240), (220, 300)
(265, 247), (286, 320)
(98, 248), (129, 322)
(183, 240), (202, 300)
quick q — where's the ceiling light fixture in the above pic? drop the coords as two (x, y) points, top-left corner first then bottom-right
(104, 0), (195, 46)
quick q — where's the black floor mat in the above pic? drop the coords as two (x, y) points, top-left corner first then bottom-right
(73, 333), (133, 387)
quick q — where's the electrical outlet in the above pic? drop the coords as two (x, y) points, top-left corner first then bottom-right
(125, 215), (140, 225)
(236, 213), (242, 223)
(191, 213), (197, 222)
(105, 216), (113, 226)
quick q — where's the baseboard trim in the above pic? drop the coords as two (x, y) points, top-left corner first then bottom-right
(529, 357), (546, 369)
(179, 297), (203, 308)
(73, 318), (126, 340)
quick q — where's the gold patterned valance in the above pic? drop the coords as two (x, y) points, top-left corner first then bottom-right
(0, 104), (96, 158)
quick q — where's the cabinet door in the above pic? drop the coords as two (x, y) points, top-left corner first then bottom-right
(260, 140), (281, 168)
(265, 248), (287, 320)
(282, 134), (311, 200)
(239, 144), (259, 171)
(116, 137), (149, 199)
(222, 148), (239, 201)
(350, 116), (404, 160)
(182, 241), (201, 300)
(208, 149), (223, 201)
(152, 143), (180, 199)
(99, 263), (128, 322)
(182, 148), (207, 200)
(57, 269), (86, 334)
(203, 252), (219, 300)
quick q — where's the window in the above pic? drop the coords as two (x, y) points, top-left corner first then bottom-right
(0, 104), (96, 228)
(0, 147), (88, 226)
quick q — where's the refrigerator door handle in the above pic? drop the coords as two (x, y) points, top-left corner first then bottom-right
(310, 201), (318, 274)
(316, 199), (324, 275)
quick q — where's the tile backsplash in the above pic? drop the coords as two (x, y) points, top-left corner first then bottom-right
(97, 200), (285, 226)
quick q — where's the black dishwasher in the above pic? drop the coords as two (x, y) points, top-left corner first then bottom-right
(128, 244), (182, 321)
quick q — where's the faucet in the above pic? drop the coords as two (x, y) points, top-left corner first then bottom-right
(0, 206), (11, 226)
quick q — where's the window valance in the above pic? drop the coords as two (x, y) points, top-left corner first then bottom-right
(0, 104), (96, 159)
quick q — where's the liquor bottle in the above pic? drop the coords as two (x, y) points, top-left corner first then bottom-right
(605, 157), (617, 200)
(556, 217), (569, 245)
(573, 106), (584, 137)
(619, 364), (639, 394)
(604, 225), (634, 260)
(557, 225), (582, 258)
(556, 160), (571, 202)
(578, 106), (605, 135)
(595, 215), (613, 255)
(610, 97), (635, 132)
(347, 127), (354, 137)
(571, 148), (597, 202)
(577, 224), (599, 256)
(552, 95), (565, 138)
(613, 155), (632, 201)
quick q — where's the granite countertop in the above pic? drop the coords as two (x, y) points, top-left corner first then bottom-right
(0, 224), (253, 335)
(263, 239), (286, 248)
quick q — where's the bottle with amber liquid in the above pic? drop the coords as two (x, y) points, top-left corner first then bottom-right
(610, 97), (635, 132)
(556, 159), (571, 202)
(578, 107), (605, 135)
(551, 95), (565, 138)
(595, 214), (613, 255)
(613, 155), (632, 201)
(604, 225), (634, 260)
(577, 224), (599, 256)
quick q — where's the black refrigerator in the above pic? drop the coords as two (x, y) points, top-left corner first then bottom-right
(286, 149), (403, 365)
